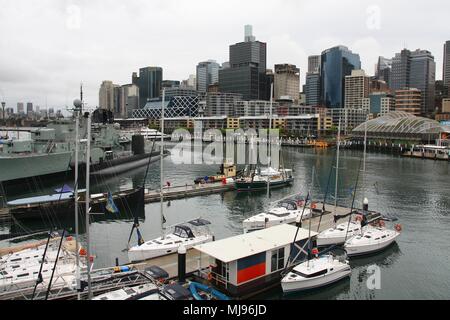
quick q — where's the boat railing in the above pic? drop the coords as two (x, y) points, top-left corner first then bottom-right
(198, 268), (228, 290)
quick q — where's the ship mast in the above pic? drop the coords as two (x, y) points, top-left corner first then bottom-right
(334, 116), (341, 219)
(85, 110), (92, 299)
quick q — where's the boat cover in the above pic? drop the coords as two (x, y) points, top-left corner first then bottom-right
(7, 192), (74, 206)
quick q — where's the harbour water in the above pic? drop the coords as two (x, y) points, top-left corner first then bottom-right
(1, 144), (450, 300)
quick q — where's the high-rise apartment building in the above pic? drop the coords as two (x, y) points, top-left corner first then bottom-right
(443, 41), (450, 89)
(321, 45), (361, 108)
(219, 25), (268, 100)
(395, 88), (422, 116)
(274, 64), (300, 102)
(196, 60), (220, 92)
(308, 55), (321, 73)
(344, 70), (370, 109)
(391, 48), (435, 115)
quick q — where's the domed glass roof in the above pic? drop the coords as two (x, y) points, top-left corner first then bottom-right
(353, 112), (450, 135)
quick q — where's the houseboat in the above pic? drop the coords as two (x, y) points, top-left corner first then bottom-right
(193, 224), (318, 299)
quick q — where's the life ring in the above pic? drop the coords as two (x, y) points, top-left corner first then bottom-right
(395, 224), (402, 232)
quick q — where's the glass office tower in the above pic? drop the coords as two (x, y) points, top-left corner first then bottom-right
(320, 46), (361, 108)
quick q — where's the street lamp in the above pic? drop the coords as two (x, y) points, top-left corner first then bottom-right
(1, 102), (5, 126)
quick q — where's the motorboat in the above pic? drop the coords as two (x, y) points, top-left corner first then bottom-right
(281, 254), (351, 293)
(93, 283), (165, 300)
(243, 200), (312, 233)
(344, 224), (401, 257)
(128, 219), (214, 262)
(317, 221), (363, 247)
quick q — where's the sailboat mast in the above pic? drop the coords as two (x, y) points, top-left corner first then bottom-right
(307, 166), (315, 268)
(334, 117), (341, 217)
(267, 83), (273, 198)
(160, 89), (165, 239)
(85, 111), (92, 299)
(74, 103), (80, 298)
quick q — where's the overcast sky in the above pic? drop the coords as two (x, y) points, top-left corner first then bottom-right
(0, 0), (448, 111)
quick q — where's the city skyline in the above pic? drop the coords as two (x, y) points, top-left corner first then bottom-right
(0, 0), (449, 110)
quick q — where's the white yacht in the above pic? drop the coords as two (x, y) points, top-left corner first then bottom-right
(243, 200), (312, 233)
(93, 283), (165, 300)
(120, 127), (168, 141)
(344, 225), (401, 257)
(0, 258), (81, 293)
(317, 221), (363, 247)
(128, 219), (214, 263)
(281, 254), (351, 293)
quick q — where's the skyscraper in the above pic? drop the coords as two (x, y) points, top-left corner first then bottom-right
(308, 55), (321, 73)
(99, 81), (117, 111)
(443, 41), (450, 89)
(344, 70), (369, 109)
(135, 67), (163, 108)
(196, 60), (220, 92)
(274, 64), (300, 102)
(391, 48), (435, 115)
(120, 84), (140, 118)
(26, 102), (33, 116)
(375, 56), (392, 86)
(305, 72), (321, 106)
(17, 102), (24, 114)
(219, 25), (268, 100)
(320, 45), (361, 108)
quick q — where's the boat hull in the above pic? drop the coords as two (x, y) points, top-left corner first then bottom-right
(128, 236), (212, 263)
(282, 267), (351, 293)
(345, 234), (399, 257)
(236, 177), (294, 192)
(9, 188), (145, 221)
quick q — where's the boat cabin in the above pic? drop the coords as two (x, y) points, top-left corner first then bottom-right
(193, 224), (318, 298)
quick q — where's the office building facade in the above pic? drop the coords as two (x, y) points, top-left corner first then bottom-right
(344, 70), (370, 110)
(320, 46), (361, 108)
(136, 67), (163, 108)
(274, 64), (300, 102)
(196, 60), (220, 92)
(444, 41), (450, 89)
(308, 55), (321, 73)
(395, 88), (422, 116)
(219, 25), (268, 100)
(305, 72), (321, 106)
(391, 49), (435, 115)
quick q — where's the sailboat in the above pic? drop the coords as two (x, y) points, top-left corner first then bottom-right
(235, 84), (294, 192)
(127, 89), (214, 263)
(281, 167), (351, 294)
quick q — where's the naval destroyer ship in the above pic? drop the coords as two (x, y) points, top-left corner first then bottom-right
(0, 109), (162, 191)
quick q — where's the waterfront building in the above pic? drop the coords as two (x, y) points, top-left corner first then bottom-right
(444, 41), (450, 89)
(204, 92), (242, 117)
(308, 55), (321, 73)
(344, 70), (370, 110)
(395, 88), (422, 116)
(219, 25), (268, 100)
(135, 67), (163, 108)
(305, 72), (321, 106)
(133, 88), (201, 119)
(353, 111), (450, 143)
(321, 46), (361, 108)
(274, 64), (300, 102)
(234, 100), (280, 118)
(391, 49), (436, 116)
(196, 60), (220, 92)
